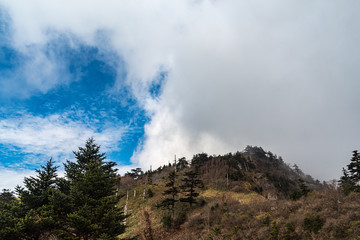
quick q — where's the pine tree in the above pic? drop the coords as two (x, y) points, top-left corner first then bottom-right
(15, 158), (63, 239)
(340, 150), (360, 194)
(179, 171), (204, 207)
(348, 150), (360, 184)
(16, 158), (59, 210)
(63, 138), (125, 239)
(0, 190), (24, 240)
(298, 178), (310, 197)
(157, 171), (179, 221)
(0, 189), (15, 203)
(177, 157), (189, 171)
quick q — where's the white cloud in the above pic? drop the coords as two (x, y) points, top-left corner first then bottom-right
(0, 168), (35, 191)
(1, 0), (360, 181)
(0, 168), (67, 191)
(0, 113), (127, 163)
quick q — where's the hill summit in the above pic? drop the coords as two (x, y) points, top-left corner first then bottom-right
(117, 146), (360, 240)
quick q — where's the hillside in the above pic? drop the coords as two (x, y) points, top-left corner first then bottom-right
(117, 146), (360, 240)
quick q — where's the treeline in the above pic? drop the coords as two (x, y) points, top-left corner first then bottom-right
(0, 138), (125, 240)
(1, 140), (359, 240)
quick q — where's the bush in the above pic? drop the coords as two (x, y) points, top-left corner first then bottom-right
(173, 211), (187, 229)
(262, 215), (271, 226)
(161, 215), (172, 228)
(303, 215), (324, 233)
(289, 190), (302, 201)
(147, 188), (154, 198)
(282, 222), (296, 240)
(269, 221), (278, 240)
(212, 225), (222, 235)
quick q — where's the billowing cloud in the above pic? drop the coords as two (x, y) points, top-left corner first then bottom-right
(1, 0), (360, 181)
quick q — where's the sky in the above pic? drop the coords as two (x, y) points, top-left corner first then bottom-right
(0, 0), (360, 190)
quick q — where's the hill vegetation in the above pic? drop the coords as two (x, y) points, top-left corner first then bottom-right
(117, 146), (360, 240)
(1, 140), (360, 239)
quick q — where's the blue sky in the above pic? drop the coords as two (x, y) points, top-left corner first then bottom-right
(1, 1), (360, 189)
(0, 14), (151, 174)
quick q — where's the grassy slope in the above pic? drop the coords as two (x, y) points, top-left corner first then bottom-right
(117, 151), (360, 240)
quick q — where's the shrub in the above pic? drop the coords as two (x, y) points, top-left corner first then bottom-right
(147, 188), (154, 198)
(303, 215), (324, 233)
(289, 190), (302, 201)
(161, 215), (172, 228)
(269, 221), (279, 240)
(262, 215), (271, 226)
(212, 225), (222, 235)
(282, 222), (296, 240)
(173, 211), (187, 229)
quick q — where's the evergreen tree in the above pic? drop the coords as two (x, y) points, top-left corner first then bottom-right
(191, 153), (210, 168)
(63, 138), (125, 239)
(339, 168), (356, 195)
(0, 189), (15, 203)
(179, 171), (204, 207)
(298, 178), (310, 197)
(147, 170), (153, 185)
(125, 168), (144, 179)
(15, 158), (63, 239)
(177, 157), (189, 171)
(16, 158), (59, 210)
(157, 171), (179, 220)
(340, 150), (360, 194)
(0, 190), (24, 240)
(348, 150), (360, 184)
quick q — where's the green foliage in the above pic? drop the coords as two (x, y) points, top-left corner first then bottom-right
(13, 158), (63, 239)
(225, 154), (244, 181)
(303, 215), (324, 234)
(147, 170), (153, 185)
(63, 138), (125, 239)
(262, 215), (271, 226)
(147, 188), (154, 198)
(180, 170), (204, 207)
(0, 138), (125, 240)
(348, 150), (360, 182)
(244, 145), (266, 158)
(212, 225), (222, 235)
(161, 214), (172, 228)
(157, 171), (179, 225)
(289, 179), (310, 200)
(16, 158), (59, 210)
(298, 178), (310, 196)
(339, 168), (356, 195)
(173, 210), (187, 229)
(0, 189), (15, 203)
(125, 168), (144, 179)
(191, 153), (210, 169)
(282, 222), (296, 240)
(0, 197), (25, 240)
(269, 221), (279, 240)
(289, 190), (302, 201)
(340, 150), (360, 194)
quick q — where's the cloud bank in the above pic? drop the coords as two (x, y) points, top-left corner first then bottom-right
(1, 0), (360, 180)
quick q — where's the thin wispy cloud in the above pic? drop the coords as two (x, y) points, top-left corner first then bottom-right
(0, 113), (127, 163)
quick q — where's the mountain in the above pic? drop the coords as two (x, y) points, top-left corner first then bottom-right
(117, 146), (360, 240)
